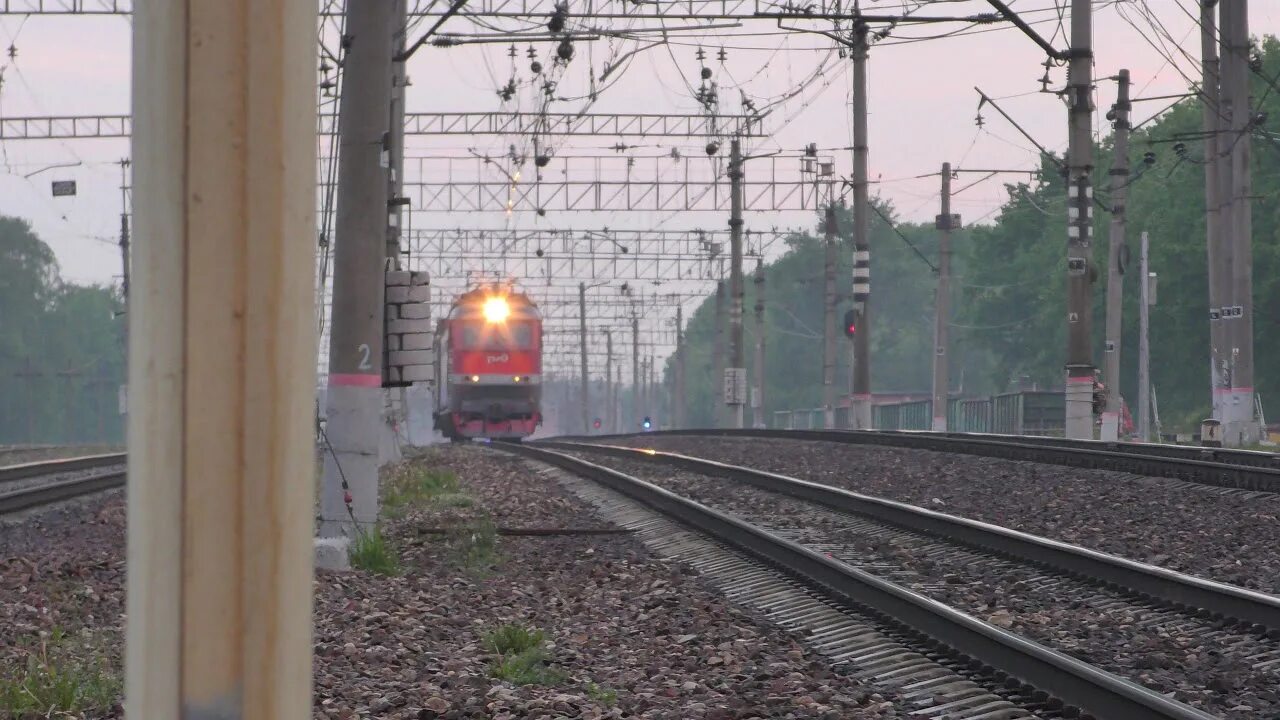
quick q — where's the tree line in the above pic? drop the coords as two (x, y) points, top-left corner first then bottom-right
(669, 36), (1280, 432)
(0, 216), (125, 444)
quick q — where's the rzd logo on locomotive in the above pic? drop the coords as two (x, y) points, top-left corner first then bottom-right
(486, 353), (510, 364)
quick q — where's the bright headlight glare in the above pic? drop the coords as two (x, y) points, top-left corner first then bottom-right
(483, 296), (510, 323)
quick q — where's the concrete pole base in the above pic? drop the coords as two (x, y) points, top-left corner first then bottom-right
(1065, 379), (1094, 440)
(1099, 412), (1119, 441)
(314, 535), (351, 571)
(852, 397), (872, 430)
(932, 416), (946, 432)
(1221, 390), (1259, 447)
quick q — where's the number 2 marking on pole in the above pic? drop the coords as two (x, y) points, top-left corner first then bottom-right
(357, 344), (372, 370)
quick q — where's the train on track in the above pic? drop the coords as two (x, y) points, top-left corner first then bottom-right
(432, 284), (543, 441)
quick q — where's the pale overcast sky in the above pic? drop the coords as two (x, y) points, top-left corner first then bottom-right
(1, 1), (1277, 288)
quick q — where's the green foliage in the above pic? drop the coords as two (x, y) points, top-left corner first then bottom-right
(585, 682), (618, 705)
(673, 201), (960, 425)
(483, 625), (566, 686)
(483, 624), (545, 655)
(0, 216), (125, 444)
(673, 36), (1280, 432)
(349, 526), (400, 576)
(383, 465), (465, 517)
(0, 628), (121, 718)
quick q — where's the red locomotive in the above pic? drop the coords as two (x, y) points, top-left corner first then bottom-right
(433, 284), (543, 440)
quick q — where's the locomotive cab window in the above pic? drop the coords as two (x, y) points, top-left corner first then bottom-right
(456, 321), (535, 350)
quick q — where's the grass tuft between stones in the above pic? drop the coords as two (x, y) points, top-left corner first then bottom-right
(384, 465), (465, 517)
(0, 628), (120, 717)
(585, 682), (618, 706)
(348, 526), (400, 576)
(483, 625), (566, 686)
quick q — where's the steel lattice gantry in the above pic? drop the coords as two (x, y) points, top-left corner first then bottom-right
(405, 153), (836, 213)
(3, 0), (962, 20)
(0, 112), (763, 140)
(406, 227), (790, 285)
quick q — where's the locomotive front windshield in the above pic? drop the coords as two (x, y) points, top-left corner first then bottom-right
(456, 321), (536, 350)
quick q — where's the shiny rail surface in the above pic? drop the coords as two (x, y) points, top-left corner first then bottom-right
(500, 442), (1214, 720)
(0, 453), (127, 486)
(569, 428), (1280, 493)
(0, 453), (127, 514)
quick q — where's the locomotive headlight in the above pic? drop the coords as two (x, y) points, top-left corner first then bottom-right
(482, 296), (510, 323)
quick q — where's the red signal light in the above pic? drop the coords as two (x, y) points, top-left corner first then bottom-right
(843, 309), (857, 339)
(592, 418), (602, 429)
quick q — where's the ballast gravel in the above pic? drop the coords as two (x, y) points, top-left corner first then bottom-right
(314, 445), (905, 719)
(0, 445), (912, 719)
(569, 450), (1279, 719)
(614, 435), (1280, 593)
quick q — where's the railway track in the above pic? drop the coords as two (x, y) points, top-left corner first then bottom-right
(502, 441), (1227, 720)
(0, 453), (127, 515)
(582, 428), (1280, 494)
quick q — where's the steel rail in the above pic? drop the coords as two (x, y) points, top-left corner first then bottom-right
(545, 440), (1280, 633)
(930, 430), (1280, 470)
(0, 453), (127, 486)
(0, 471), (126, 515)
(498, 442), (1214, 720)
(575, 428), (1280, 493)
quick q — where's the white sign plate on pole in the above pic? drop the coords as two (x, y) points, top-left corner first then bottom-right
(723, 367), (747, 405)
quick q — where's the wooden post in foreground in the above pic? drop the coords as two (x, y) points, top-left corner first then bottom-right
(126, 1), (317, 717)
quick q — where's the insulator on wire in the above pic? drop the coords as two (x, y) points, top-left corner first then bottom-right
(557, 38), (574, 61)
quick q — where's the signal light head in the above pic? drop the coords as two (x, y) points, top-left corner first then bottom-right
(641, 416), (652, 429)
(593, 418), (602, 429)
(843, 309), (857, 339)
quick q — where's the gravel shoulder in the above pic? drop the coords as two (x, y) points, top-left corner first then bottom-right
(615, 436), (1280, 593)
(0, 445), (910, 719)
(316, 445), (905, 719)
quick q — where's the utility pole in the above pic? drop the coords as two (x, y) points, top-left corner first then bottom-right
(932, 163), (954, 432)
(1101, 71), (1130, 441)
(850, 21), (872, 429)
(822, 204), (837, 429)
(604, 328), (613, 433)
(1201, 0), (1229, 430)
(578, 282), (590, 434)
(727, 138), (747, 428)
(613, 361), (621, 431)
(1223, 0), (1256, 445)
(712, 280), (726, 428)
(674, 305), (686, 429)
(649, 355), (656, 423)
(752, 259), (766, 429)
(388, 0), (407, 264)
(632, 313), (640, 426)
(319, 0), (395, 558)
(127, 0), (315, 713)
(1138, 231), (1152, 442)
(387, 0), (409, 449)
(117, 157), (131, 432)
(1063, 0), (1096, 440)
(117, 158), (131, 312)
